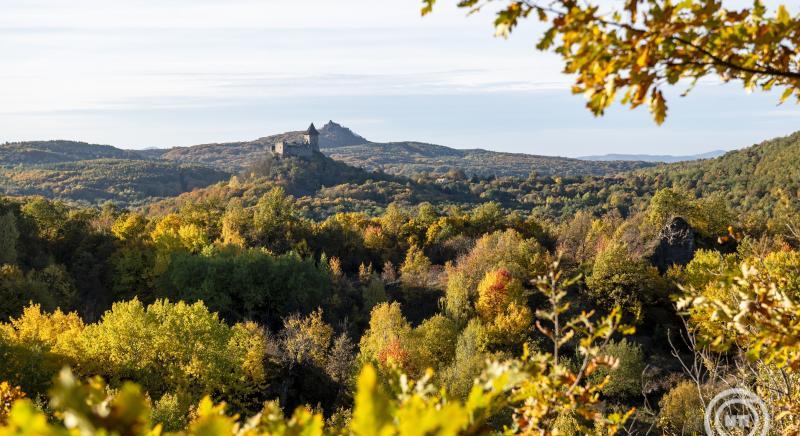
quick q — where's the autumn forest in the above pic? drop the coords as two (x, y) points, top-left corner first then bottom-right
(4, 0), (800, 435)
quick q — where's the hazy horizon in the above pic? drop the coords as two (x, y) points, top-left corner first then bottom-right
(2, 0), (799, 157)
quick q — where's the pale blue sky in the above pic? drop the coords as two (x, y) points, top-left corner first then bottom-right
(1, 0), (798, 156)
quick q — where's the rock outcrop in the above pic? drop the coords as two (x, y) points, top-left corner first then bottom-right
(651, 217), (696, 273)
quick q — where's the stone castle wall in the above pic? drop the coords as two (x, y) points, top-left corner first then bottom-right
(270, 124), (319, 158)
(273, 141), (314, 158)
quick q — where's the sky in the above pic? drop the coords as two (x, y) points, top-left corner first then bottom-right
(1, 0), (799, 157)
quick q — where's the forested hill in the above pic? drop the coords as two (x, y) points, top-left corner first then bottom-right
(635, 130), (800, 217)
(146, 151), (476, 219)
(3, 125), (800, 220)
(466, 129), (800, 226)
(160, 121), (370, 171)
(159, 121), (655, 176)
(0, 141), (230, 206)
(324, 142), (655, 177)
(0, 159), (230, 206)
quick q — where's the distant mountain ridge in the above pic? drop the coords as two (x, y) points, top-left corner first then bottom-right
(323, 142), (654, 178)
(0, 140), (147, 165)
(158, 121), (654, 177)
(579, 150), (727, 163)
(0, 121), (658, 206)
(4, 121), (792, 212)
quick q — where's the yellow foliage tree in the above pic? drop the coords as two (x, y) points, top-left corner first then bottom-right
(680, 256), (800, 433)
(475, 268), (532, 348)
(0, 382), (24, 425)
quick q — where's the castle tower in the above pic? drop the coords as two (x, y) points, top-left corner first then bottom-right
(304, 123), (320, 152)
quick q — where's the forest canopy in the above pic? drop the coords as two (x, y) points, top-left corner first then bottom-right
(0, 165), (799, 433)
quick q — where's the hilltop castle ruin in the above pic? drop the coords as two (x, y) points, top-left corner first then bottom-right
(271, 123), (320, 158)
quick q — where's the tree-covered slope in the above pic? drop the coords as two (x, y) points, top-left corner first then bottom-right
(148, 152), (475, 219)
(636, 131), (800, 217)
(0, 159), (229, 205)
(324, 142), (656, 177)
(5, 126), (799, 219)
(451, 130), (800, 226)
(159, 138), (275, 172)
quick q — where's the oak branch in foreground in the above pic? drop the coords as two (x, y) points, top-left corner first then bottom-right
(422, 0), (800, 124)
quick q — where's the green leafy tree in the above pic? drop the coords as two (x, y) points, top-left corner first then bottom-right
(158, 249), (330, 323)
(29, 265), (78, 312)
(439, 319), (489, 400)
(469, 201), (504, 235)
(399, 244), (433, 290)
(586, 242), (663, 322)
(413, 314), (459, 371)
(361, 275), (388, 313)
(0, 266), (54, 321)
(253, 187), (300, 253)
(0, 212), (19, 265)
(20, 198), (68, 242)
(587, 339), (646, 400)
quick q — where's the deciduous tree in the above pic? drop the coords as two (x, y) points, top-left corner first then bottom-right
(422, 0), (800, 124)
